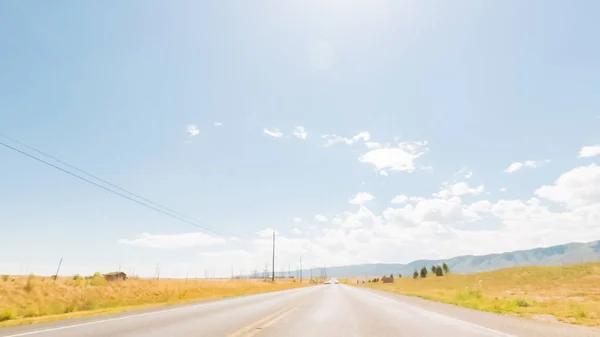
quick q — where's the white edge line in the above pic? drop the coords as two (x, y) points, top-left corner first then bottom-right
(2, 303), (203, 337)
(1, 287), (313, 337)
(366, 290), (516, 337)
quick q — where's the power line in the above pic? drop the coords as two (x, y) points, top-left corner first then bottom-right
(0, 137), (233, 237)
(0, 133), (237, 237)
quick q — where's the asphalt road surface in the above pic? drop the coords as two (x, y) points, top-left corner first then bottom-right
(1, 285), (599, 337)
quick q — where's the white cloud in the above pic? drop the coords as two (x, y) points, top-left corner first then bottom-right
(504, 162), (523, 173)
(349, 192), (374, 205)
(379, 170), (388, 176)
(293, 126), (308, 140)
(579, 145), (600, 158)
(292, 228), (302, 235)
(469, 200), (492, 213)
(455, 167), (473, 179)
(186, 124), (199, 137)
(504, 160), (549, 173)
(434, 182), (484, 199)
(390, 194), (408, 204)
(341, 205), (380, 228)
(365, 142), (382, 149)
(315, 214), (328, 222)
(119, 232), (224, 249)
(352, 131), (370, 142)
(535, 164), (600, 209)
(359, 141), (427, 173)
(500, 187), (507, 192)
(214, 122), (223, 127)
(263, 128), (283, 138)
(293, 217), (302, 224)
(322, 131), (370, 147)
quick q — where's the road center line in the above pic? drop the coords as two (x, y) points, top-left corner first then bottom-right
(227, 306), (295, 337)
(0, 288), (311, 337)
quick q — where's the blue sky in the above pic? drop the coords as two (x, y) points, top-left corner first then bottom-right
(1, 0), (600, 277)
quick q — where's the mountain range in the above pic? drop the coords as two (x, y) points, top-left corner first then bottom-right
(303, 240), (600, 278)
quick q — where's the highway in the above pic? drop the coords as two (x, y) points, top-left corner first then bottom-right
(1, 284), (598, 337)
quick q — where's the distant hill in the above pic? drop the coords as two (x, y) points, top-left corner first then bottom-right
(304, 240), (600, 278)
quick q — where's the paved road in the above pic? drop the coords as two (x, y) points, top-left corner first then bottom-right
(1, 285), (599, 337)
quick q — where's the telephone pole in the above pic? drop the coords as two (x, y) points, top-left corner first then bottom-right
(271, 231), (275, 282)
(53, 258), (62, 283)
(300, 257), (302, 283)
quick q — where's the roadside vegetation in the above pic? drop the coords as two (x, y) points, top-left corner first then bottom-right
(356, 262), (600, 327)
(0, 273), (306, 327)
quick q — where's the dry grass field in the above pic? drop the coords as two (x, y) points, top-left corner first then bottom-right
(0, 273), (307, 327)
(355, 262), (600, 327)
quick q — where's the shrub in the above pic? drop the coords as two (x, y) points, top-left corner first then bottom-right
(90, 272), (106, 286)
(420, 267), (428, 278)
(1, 275), (8, 282)
(442, 263), (449, 273)
(24, 274), (35, 292)
(515, 298), (529, 307)
(73, 274), (81, 280)
(413, 271), (419, 279)
(0, 308), (17, 322)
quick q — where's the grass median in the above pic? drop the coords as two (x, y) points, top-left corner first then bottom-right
(352, 262), (600, 327)
(0, 274), (308, 327)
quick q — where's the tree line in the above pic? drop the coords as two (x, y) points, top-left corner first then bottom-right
(412, 263), (450, 279)
(366, 263), (450, 283)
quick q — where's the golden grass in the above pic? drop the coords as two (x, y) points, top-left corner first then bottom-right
(354, 262), (600, 327)
(0, 274), (307, 327)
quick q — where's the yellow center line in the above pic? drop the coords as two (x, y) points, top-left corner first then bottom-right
(244, 306), (295, 337)
(227, 306), (294, 337)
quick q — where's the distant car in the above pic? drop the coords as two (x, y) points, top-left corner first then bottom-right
(324, 280), (332, 284)
(334, 279), (339, 284)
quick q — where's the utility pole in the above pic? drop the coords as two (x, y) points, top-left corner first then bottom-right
(271, 231), (275, 282)
(300, 257), (302, 283)
(53, 258), (63, 283)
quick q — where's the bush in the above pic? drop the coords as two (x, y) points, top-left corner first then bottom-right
(442, 263), (450, 273)
(435, 266), (444, 276)
(90, 272), (106, 286)
(413, 271), (419, 279)
(1, 275), (8, 282)
(420, 267), (428, 278)
(24, 274), (35, 292)
(73, 274), (81, 280)
(515, 299), (529, 307)
(0, 308), (17, 322)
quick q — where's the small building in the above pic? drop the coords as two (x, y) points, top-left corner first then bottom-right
(103, 271), (127, 281)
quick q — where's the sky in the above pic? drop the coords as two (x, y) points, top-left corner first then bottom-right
(1, 0), (600, 278)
